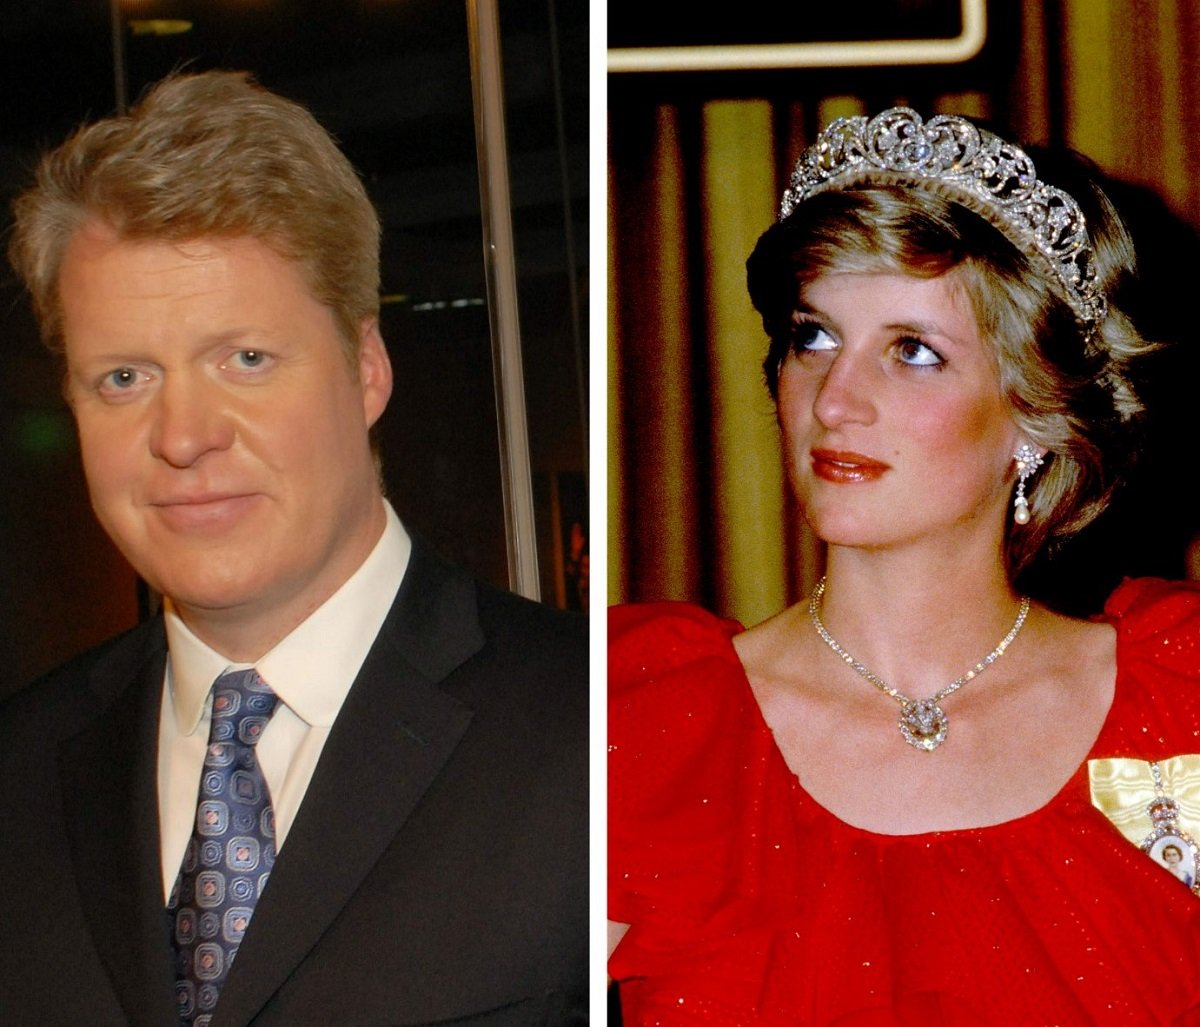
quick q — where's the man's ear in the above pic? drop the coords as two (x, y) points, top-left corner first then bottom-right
(357, 318), (393, 428)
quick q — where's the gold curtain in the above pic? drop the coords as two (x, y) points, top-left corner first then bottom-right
(608, 0), (1200, 626)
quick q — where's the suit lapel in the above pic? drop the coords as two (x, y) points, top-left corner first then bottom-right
(215, 540), (484, 1024)
(57, 621), (179, 1027)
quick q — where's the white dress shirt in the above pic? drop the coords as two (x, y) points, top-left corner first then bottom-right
(156, 500), (412, 900)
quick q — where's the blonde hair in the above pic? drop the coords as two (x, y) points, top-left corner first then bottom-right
(747, 160), (1152, 578)
(9, 70), (380, 359)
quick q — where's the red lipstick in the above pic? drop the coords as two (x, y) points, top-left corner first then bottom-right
(811, 449), (891, 483)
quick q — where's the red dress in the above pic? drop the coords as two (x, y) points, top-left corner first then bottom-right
(609, 579), (1200, 1025)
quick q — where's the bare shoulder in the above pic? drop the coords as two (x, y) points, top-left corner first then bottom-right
(608, 920), (630, 959)
(1031, 606), (1116, 687)
(994, 605), (1116, 762)
(731, 603), (808, 683)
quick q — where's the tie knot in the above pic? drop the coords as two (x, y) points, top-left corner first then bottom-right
(209, 669), (279, 749)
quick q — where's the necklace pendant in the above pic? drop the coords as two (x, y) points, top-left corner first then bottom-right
(899, 699), (948, 751)
(808, 580), (1030, 755)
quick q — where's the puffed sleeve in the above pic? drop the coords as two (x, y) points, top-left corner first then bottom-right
(1094, 578), (1200, 760)
(1104, 577), (1200, 677)
(608, 603), (749, 931)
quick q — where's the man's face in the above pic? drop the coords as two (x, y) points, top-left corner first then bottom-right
(59, 224), (392, 657)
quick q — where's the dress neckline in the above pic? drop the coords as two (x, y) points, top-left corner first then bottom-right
(723, 613), (1120, 841)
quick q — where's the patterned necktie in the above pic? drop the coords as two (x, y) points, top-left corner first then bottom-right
(167, 669), (280, 1025)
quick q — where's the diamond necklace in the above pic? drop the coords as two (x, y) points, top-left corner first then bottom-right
(807, 578), (1031, 752)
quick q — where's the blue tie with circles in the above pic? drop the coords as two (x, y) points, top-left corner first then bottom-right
(167, 669), (280, 1025)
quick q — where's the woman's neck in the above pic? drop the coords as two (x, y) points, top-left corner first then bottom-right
(814, 543), (1025, 692)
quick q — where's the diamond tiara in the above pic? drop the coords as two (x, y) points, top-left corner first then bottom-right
(780, 107), (1107, 330)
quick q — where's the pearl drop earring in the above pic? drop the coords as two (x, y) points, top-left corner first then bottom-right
(1013, 444), (1044, 526)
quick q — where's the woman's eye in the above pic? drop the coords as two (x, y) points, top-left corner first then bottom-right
(793, 323), (838, 354)
(895, 338), (944, 368)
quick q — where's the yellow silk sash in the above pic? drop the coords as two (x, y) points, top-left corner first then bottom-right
(1089, 756), (1200, 848)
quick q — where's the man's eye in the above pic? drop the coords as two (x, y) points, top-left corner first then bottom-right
(105, 368), (139, 388)
(896, 338), (945, 368)
(220, 349), (274, 375)
(93, 366), (154, 400)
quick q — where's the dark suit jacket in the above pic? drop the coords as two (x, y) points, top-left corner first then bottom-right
(0, 539), (588, 1025)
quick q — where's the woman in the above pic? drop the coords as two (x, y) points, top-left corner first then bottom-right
(609, 108), (1200, 1023)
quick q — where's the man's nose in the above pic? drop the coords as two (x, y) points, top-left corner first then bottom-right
(148, 375), (235, 468)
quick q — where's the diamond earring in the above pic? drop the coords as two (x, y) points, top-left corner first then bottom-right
(1013, 444), (1044, 526)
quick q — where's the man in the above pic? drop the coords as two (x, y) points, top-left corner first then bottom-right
(0, 72), (587, 1025)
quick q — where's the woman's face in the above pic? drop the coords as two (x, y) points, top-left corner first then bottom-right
(777, 270), (1023, 556)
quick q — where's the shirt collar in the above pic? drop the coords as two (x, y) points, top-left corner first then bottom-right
(165, 500), (412, 734)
